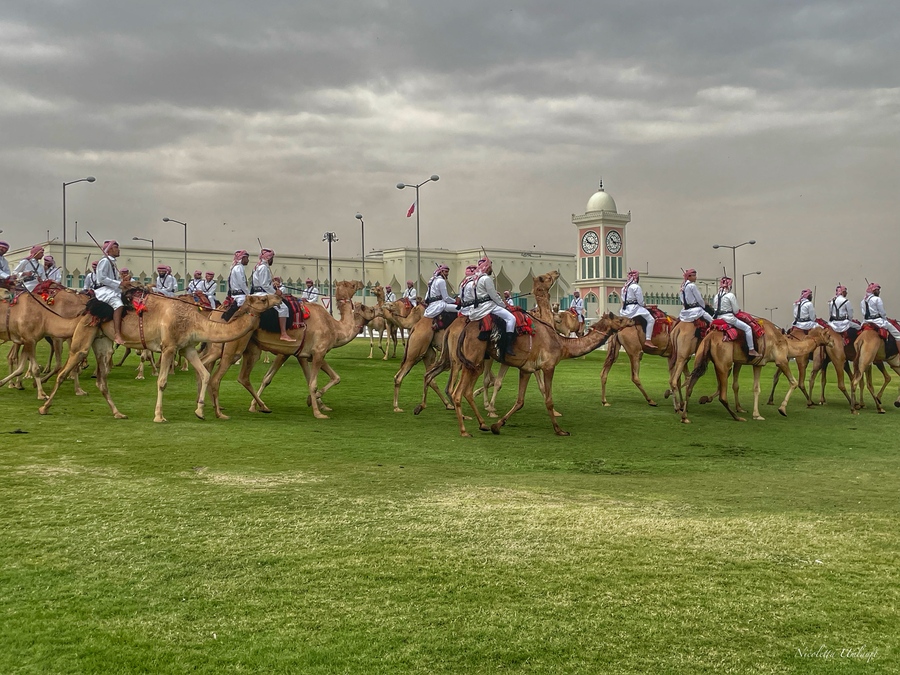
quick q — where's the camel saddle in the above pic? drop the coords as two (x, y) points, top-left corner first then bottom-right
(34, 280), (65, 306)
(634, 306), (674, 339)
(259, 298), (306, 334)
(861, 321), (900, 357)
(692, 317), (710, 340)
(282, 294), (310, 328)
(709, 314), (765, 356)
(478, 308), (533, 337)
(475, 315), (520, 364)
(431, 310), (458, 332)
(399, 297), (413, 311)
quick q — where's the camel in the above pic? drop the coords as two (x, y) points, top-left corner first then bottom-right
(449, 311), (633, 437)
(416, 271), (562, 418)
(366, 285), (399, 360)
(851, 328), (900, 413)
(664, 319), (708, 415)
(600, 310), (678, 407)
(0, 283), (91, 398)
(38, 292), (282, 422)
(683, 322), (832, 423)
(204, 281), (376, 419)
(552, 305), (586, 337)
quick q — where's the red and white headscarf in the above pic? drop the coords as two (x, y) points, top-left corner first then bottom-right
(432, 264), (449, 278)
(259, 248), (275, 263)
(866, 282), (880, 295)
(306, 278), (314, 285)
(476, 257), (492, 275)
(834, 284), (847, 296)
(102, 240), (117, 255)
(797, 289), (813, 302)
(622, 269), (640, 296)
(461, 265), (478, 288)
(157, 264), (168, 273)
(205, 271), (214, 278)
(683, 268), (696, 280)
(120, 268), (130, 276)
(719, 276), (733, 291)
(0, 241), (9, 253)
(28, 244), (44, 259)
(233, 249), (248, 264)
(44, 255), (55, 266)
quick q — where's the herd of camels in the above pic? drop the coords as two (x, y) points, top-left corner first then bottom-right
(2, 270), (900, 435)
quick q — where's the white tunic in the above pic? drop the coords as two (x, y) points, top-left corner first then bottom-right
(155, 274), (177, 297)
(83, 271), (96, 291)
(187, 277), (203, 294)
(228, 264), (250, 306)
(94, 255), (123, 310)
(384, 291), (397, 303)
(571, 296), (585, 322)
(403, 286), (418, 306)
(301, 286), (320, 303)
(678, 281), (712, 322)
(13, 258), (47, 292)
(862, 294), (900, 340)
(712, 290), (755, 348)
(620, 282), (648, 319)
(827, 295), (856, 333)
(424, 276), (458, 318)
(468, 274), (515, 332)
(792, 299), (817, 331)
(459, 278), (477, 318)
(251, 263), (288, 317)
(45, 266), (62, 284)
(200, 279), (217, 306)
(0, 255), (10, 281)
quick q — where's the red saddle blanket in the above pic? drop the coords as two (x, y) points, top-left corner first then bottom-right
(33, 280), (65, 305)
(283, 294), (310, 328)
(736, 311), (765, 337)
(479, 307), (533, 336)
(710, 319), (740, 342)
(647, 305), (673, 338)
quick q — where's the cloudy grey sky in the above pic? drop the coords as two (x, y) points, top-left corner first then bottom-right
(2, 1), (898, 317)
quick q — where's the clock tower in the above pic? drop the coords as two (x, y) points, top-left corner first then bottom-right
(571, 180), (631, 319)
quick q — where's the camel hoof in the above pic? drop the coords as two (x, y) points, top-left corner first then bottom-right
(778, 408), (787, 417)
(602, 402), (611, 407)
(75, 390), (87, 396)
(314, 414), (330, 419)
(462, 415), (473, 421)
(556, 430), (570, 436)
(490, 424), (501, 435)
(216, 412), (231, 420)
(154, 417), (167, 423)
(445, 404), (455, 411)
(648, 401), (658, 407)
(736, 417), (746, 422)
(321, 405), (332, 412)
(480, 424), (492, 433)
(413, 405), (424, 415)
(681, 418), (691, 424)
(394, 407), (404, 413)
(487, 412), (498, 418)
(894, 401), (900, 408)
(195, 411), (205, 420)
(114, 412), (128, 420)
(38, 406), (49, 415)
(664, 389), (671, 399)
(135, 375), (144, 380)
(754, 415), (766, 421)
(699, 396), (710, 405)
(552, 410), (562, 417)
(877, 409), (886, 415)
(461, 432), (472, 438)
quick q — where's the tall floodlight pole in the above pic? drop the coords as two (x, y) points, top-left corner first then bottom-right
(323, 231), (339, 315)
(396, 174), (439, 288)
(741, 271), (762, 310)
(355, 213), (365, 295)
(162, 217), (188, 284)
(712, 240), (756, 297)
(132, 236), (155, 280)
(62, 176), (96, 286)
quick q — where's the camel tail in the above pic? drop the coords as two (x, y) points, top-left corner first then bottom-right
(688, 335), (712, 387)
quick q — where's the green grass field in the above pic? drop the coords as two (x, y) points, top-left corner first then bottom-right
(1, 340), (897, 673)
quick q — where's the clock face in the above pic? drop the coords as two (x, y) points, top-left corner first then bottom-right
(581, 230), (600, 255)
(606, 230), (622, 254)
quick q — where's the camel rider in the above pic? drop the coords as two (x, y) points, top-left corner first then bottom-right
(678, 269), (713, 323)
(423, 264), (459, 319)
(302, 278), (320, 303)
(503, 290), (515, 307)
(861, 283), (900, 342)
(200, 271), (218, 307)
(154, 265), (177, 297)
(13, 245), (48, 292)
(83, 261), (98, 292)
(828, 284), (859, 334)
(43, 255), (62, 284)
(458, 265), (478, 318)
(620, 269), (656, 348)
(712, 276), (761, 357)
(228, 250), (251, 307)
(403, 280), (418, 306)
(384, 285), (397, 303)
(94, 240), (128, 345)
(251, 248), (296, 342)
(571, 290), (585, 326)
(468, 257), (517, 357)
(187, 270), (203, 297)
(119, 268), (136, 283)
(0, 240), (11, 285)
(791, 289), (817, 331)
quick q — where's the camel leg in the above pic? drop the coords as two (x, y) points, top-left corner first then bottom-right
(304, 355), (331, 419)
(207, 343), (237, 420)
(751, 366), (765, 420)
(153, 347), (179, 422)
(732, 363), (746, 413)
(491, 369), (530, 434)
(90, 337), (127, 419)
(715, 361), (745, 422)
(301, 358), (336, 412)
(486, 362), (506, 417)
(0, 343), (35, 392)
(115, 347), (132, 367)
(393, 343), (425, 413)
(180, 346), (209, 420)
(248, 353), (289, 413)
(454, 366), (489, 436)
(773, 359), (800, 417)
(599, 341), (619, 406)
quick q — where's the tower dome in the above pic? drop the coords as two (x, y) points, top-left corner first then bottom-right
(585, 179), (617, 214)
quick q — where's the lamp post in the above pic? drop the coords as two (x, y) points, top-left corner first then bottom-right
(396, 174), (439, 289)
(132, 236), (155, 281)
(162, 217), (187, 286)
(323, 231), (338, 315)
(355, 213), (365, 296)
(765, 307), (778, 322)
(712, 240), (755, 289)
(63, 176), (96, 286)
(741, 271), (761, 311)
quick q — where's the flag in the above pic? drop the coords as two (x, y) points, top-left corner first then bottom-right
(406, 201), (416, 218)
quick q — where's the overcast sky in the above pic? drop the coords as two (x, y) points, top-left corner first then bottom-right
(2, 1), (898, 318)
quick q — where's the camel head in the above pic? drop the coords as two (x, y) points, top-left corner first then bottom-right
(594, 312), (634, 333)
(353, 302), (376, 324)
(373, 285), (385, 302)
(551, 303), (560, 312)
(335, 280), (364, 302)
(533, 270), (559, 295)
(808, 326), (833, 348)
(234, 294), (282, 319)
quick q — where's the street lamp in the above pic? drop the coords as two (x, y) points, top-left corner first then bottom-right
(162, 217), (187, 286)
(765, 307), (778, 322)
(396, 174), (439, 288)
(712, 240), (755, 287)
(132, 236), (155, 281)
(323, 231), (338, 315)
(741, 271), (761, 310)
(355, 213), (365, 296)
(63, 176), (96, 286)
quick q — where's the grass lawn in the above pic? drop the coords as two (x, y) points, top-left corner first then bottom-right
(1, 340), (897, 673)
